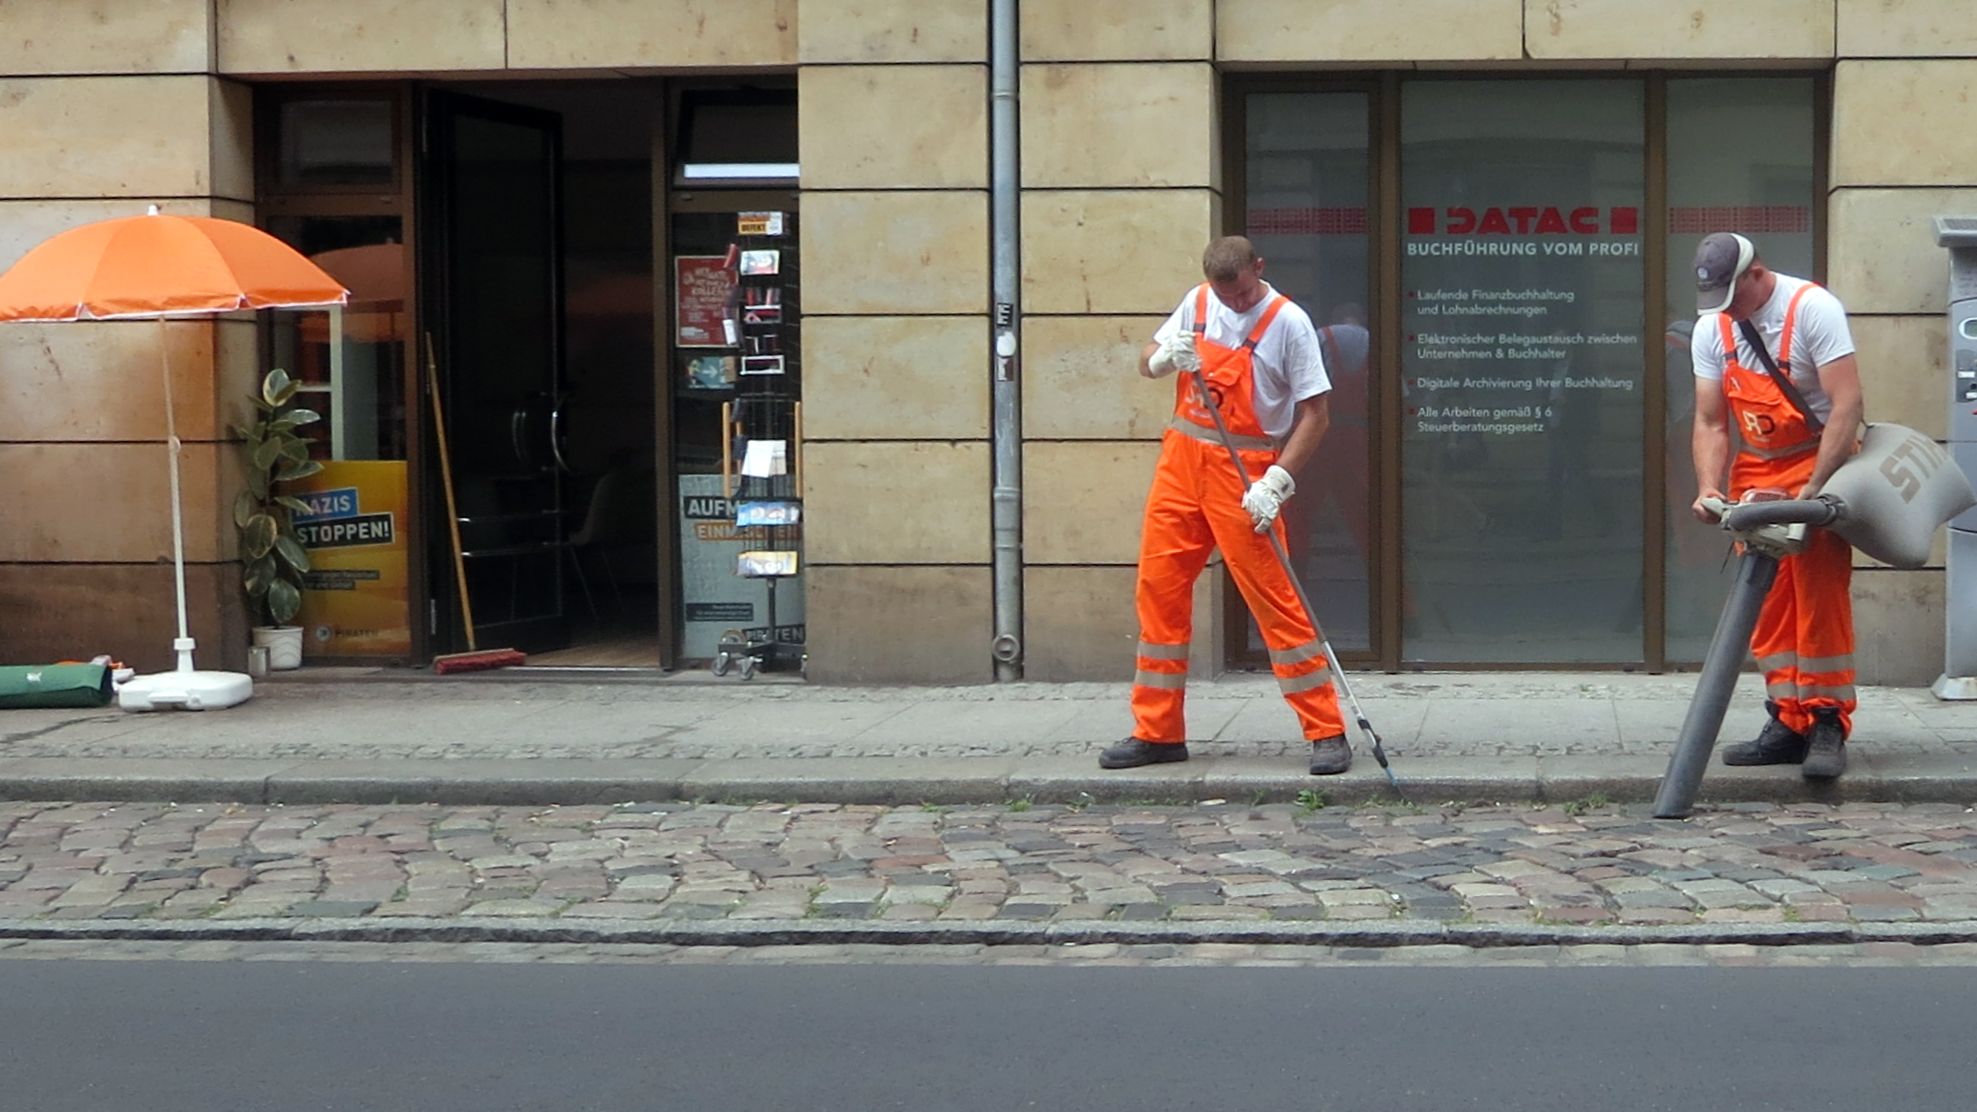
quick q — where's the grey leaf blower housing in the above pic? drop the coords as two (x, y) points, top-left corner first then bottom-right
(1818, 422), (1976, 569)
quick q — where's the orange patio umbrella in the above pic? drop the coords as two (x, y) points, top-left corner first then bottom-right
(0, 206), (347, 710)
(0, 208), (348, 322)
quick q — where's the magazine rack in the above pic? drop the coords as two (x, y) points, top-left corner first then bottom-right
(714, 212), (805, 679)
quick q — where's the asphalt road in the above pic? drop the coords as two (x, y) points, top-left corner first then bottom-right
(2, 952), (1966, 1111)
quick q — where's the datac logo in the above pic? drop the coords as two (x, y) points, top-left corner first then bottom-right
(1407, 206), (1640, 236)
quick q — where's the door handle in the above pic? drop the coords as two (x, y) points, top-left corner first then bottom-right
(550, 403), (575, 475)
(510, 406), (532, 470)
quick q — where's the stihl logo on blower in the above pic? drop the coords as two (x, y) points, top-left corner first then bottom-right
(1878, 430), (1952, 504)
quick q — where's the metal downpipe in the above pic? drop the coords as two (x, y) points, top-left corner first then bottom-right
(989, 0), (1023, 680)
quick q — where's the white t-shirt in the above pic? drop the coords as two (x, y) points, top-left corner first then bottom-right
(1690, 273), (1856, 422)
(1153, 282), (1331, 439)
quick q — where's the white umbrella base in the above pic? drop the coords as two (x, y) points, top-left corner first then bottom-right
(118, 670), (253, 712)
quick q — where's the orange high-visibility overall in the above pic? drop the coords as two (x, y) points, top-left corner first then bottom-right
(1130, 285), (1345, 744)
(1720, 283), (1856, 738)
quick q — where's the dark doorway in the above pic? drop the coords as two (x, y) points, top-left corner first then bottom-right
(421, 90), (572, 655)
(423, 81), (664, 669)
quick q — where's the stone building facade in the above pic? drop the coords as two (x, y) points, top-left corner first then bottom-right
(0, 1), (1971, 685)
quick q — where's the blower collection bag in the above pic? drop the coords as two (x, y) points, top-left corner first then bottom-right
(1821, 422), (1977, 569)
(0, 663), (114, 709)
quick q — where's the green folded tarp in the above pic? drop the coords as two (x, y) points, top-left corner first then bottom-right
(0, 663), (113, 709)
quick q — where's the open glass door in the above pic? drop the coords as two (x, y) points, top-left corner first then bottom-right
(421, 90), (571, 654)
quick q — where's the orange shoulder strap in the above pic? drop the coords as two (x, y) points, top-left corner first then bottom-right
(1777, 282), (1818, 370)
(1242, 294), (1289, 350)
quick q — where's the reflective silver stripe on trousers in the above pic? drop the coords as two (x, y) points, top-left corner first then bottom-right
(1136, 641), (1190, 662)
(1799, 683), (1857, 703)
(1765, 681), (1798, 701)
(1797, 654), (1855, 676)
(1134, 670), (1187, 690)
(1168, 417), (1273, 452)
(1279, 669), (1334, 695)
(1755, 652), (1797, 675)
(1269, 641), (1327, 667)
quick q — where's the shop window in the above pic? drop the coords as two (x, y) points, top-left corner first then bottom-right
(277, 100), (395, 188)
(669, 208), (804, 663)
(1236, 75), (1820, 667)
(257, 89), (417, 663)
(673, 90), (798, 185)
(1662, 79), (1818, 662)
(263, 219), (408, 463)
(1243, 91), (1375, 656)
(1399, 79), (1648, 664)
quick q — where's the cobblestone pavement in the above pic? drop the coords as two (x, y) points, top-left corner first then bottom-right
(10, 798), (1977, 929)
(6, 938), (1976, 968)
(1, 673), (1971, 763)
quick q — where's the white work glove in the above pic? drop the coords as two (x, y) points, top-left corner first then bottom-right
(1145, 332), (1200, 378)
(1242, 465), (1295, 533)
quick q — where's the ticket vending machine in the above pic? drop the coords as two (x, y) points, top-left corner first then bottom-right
(1932, 216), (1977, 699)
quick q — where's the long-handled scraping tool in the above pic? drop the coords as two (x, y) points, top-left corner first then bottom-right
(1187, 367), (1401, 793)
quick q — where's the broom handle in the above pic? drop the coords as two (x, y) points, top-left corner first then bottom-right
(426, 342), (477, 653)
(721, 401), (734, 500)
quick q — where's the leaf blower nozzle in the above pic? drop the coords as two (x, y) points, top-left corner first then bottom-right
(1720, 496), (1842, 531)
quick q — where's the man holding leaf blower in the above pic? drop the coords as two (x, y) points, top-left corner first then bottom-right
(1100, 236), (1353, 776)
(1688, 231), (1865, 780)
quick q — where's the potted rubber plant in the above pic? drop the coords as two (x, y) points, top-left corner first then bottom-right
(233, 367), (322, 670)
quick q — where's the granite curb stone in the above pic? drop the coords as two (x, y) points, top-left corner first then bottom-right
(4, 754), (1977, 807)
(2, 915), (1964, 949)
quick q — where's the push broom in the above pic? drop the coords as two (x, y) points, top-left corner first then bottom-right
(1187, 366), (1401, 794)
(427, 343), (525, 674)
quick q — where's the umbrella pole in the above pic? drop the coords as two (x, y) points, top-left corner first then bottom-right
(158, 319), (194, 673)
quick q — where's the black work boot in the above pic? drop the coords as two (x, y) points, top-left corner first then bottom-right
(1099, 738), (1189, 770)
(1720, 701), (1809, 766)
(1309, 734), (1352, 776)
(1801, 707), (1847, 780)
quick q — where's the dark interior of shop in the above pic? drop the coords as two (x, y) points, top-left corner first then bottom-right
(446, 81), (661, 667)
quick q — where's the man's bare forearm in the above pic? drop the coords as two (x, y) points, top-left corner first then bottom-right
(1275, 397), (1330, 477)
(1804, 394), (1863, 496)
(1692, 417), (1730, 497)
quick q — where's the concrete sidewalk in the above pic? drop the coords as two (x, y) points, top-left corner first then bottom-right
(1, 669), (1975, 805)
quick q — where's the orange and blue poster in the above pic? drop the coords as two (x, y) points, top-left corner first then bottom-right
(290, 460), (412, 657)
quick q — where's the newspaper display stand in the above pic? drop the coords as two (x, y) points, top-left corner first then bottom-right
(715, 211), (806, 679)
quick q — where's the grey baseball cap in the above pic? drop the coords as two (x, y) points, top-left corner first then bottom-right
(1693, 232), (1755, 315)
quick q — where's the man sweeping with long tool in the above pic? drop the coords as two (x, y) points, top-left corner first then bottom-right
(1100, 237), (1395, 786)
